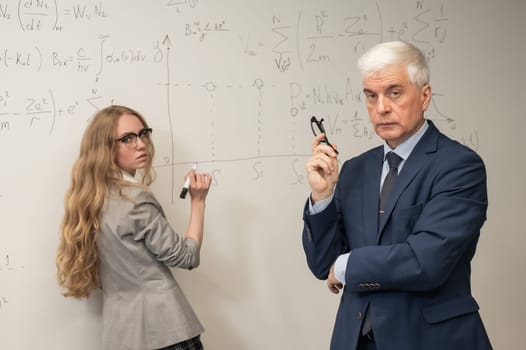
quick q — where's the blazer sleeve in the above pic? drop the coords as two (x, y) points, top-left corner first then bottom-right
(127, 187), (201, 270)
(302, 162), (350, 280)
(345, 147), (488, 292)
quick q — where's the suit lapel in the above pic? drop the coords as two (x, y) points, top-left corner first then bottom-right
(376, 121), (440, 241)
(363, 148), (383, 246)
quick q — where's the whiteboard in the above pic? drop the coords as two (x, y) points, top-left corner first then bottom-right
(1, 0), (525, 349)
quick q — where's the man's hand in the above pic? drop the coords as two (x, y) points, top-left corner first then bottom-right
(306, 133), (339, 203)
(327, 263), (343, 294)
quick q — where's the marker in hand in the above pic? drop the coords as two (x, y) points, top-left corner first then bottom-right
(179, 163), (198, 199)
(310, 116), (339, 155)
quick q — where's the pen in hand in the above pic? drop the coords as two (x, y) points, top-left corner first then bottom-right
(179, 163), (198, 199)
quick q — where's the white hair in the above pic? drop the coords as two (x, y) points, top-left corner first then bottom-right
(357, 41), (430, 87)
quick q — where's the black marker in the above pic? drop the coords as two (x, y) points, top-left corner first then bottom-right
(179, 163), (198, 199)
(310, 116), (339, 154)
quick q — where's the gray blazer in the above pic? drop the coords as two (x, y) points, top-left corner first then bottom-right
(97, 184), (203, 350)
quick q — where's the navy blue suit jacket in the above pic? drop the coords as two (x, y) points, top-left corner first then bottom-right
(303, 121), (492, 350)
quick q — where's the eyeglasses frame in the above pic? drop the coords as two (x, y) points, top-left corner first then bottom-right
(115, 128), (153, 148)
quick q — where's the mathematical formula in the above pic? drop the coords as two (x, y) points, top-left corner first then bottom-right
(0, 0), (480, 192)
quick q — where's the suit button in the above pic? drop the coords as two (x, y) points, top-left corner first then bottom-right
(357, 312), (363, 319)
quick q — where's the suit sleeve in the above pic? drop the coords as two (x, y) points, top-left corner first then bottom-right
(127, 188), (201, 269)
(345, 148), (487, 292)
(302, 162), (350, 280)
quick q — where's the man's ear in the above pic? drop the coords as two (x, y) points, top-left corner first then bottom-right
(421, 84), (432, 111)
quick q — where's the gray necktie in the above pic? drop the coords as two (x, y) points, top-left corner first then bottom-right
(362, 152), (402, 336)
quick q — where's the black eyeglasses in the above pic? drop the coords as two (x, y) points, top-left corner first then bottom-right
(310, 116), (339, 154)
(115, 128), (153, 149)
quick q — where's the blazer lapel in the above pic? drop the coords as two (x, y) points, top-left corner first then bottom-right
(363, 148), (384, 246)
(376, 121), (440, 241)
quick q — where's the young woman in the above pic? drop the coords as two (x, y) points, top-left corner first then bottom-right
(56, 105), (211, 350)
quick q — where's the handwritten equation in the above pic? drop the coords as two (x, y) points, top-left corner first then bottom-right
(0, 296), (8, 311)
(246, 4), (448, 72)
(0, 0), (107, 31)
(0, 252), (20, 314)
(0, 0), (206, 31)
(0, 0), (480, 188)
(0, 89), (80, 134)
(0, 37), (165, 74)
(0, 254), (24, 272)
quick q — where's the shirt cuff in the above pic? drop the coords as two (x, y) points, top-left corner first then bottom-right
(334, 253), (350, 285)
(308, 193), (335, 215)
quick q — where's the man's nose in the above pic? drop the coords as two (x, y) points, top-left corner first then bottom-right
(377, 95), (391, 114)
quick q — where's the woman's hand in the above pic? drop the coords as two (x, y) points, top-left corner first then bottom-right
(185, 170), (211, 202)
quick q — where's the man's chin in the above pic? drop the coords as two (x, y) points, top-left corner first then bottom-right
(376, 128), (399, 140)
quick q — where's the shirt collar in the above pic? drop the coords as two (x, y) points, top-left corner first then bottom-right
(121, 171), (138, 183)
(383, 119), (429, 161)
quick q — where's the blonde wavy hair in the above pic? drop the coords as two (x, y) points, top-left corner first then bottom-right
(56, 105), (155, 298)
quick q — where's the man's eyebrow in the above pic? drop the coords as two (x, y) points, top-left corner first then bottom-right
(386, 84), (404, 90)
(363, 84), (404, 93)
